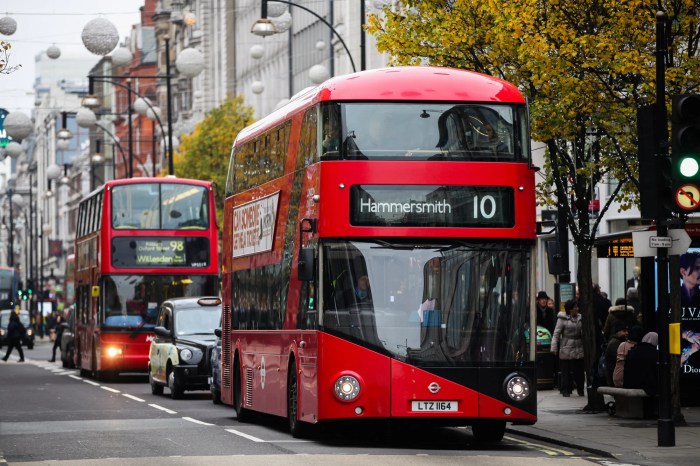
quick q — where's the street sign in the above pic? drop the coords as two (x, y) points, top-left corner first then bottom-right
(675, 184), (700, 211)
(669, 228), (692, 255)
(632, 230), (656, 257)
(650, 236), (673, 248)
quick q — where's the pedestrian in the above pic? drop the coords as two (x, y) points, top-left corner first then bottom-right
(1, 312), (26, 362)
(551, 299), (585, 397)
(626, 287), (642, 324)
(624, 331), (659, 396)
(602, 297), (637, 341)
(604, 321), (629, 386)
(592, 283), (612, 343)
(535, 291), (555, 335)
(613, 325), (644, 387)
(49, 313), (65, 363)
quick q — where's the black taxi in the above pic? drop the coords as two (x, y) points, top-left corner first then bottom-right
(148, 297), (221, 399)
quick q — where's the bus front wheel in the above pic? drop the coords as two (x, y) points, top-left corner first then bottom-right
(471, 420), (506, 444)
(287, 359), (308, 438)
(234, 358), (249, 422)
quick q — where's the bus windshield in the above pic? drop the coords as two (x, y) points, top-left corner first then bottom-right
(101, 274), (219, 329)
(111, 183), (210, 230)
(321, 240), (530, 366)
(326, 102), (528, 162)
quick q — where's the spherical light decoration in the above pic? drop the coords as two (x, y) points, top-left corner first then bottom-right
(46, 44), (61, 59)
(81, 17), (119, 56)
(46, 163), (62, 180)
(193, 90), (203, 100)
(0, 16), (18, 36)
(267, 2), (288, 17)
(91, 153), (105, 164)
(111, 46), (132, 67)
(271, 11), (292, 33)
(42, 223), (52, 235)
(133, 97), (151, 116)
(4, 141), (23, 159)
(315, 40), (327, 51)
(251, 81), (264, 95)
(183, 12), (197, 26)
(309, 64), (330, 84)
(250, 44), (264, 60)
(4, 111), (33, 140)
(76, 108), (97, 128)
(56, 139), (70, 150)
(146, 106), (161, 121)
(11, 193), (24, 207)
(175, 47), (205, 78)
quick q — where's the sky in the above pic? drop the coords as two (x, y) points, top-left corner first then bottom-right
(1, 0), (145, 113)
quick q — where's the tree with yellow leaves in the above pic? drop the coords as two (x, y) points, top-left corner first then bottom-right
(175, 95), (255, 229)
(368, 0), (700, 412)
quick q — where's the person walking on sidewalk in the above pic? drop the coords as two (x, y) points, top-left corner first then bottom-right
(2, 312), (26, 362)
(551, 299), (585, 397)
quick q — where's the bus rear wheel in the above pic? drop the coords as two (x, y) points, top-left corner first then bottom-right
(234, 358), (249, 422)
(471, 420), (506, 444)
(287, 359), (308, 438)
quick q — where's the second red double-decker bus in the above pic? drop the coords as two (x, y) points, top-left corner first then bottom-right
(74, 178), (219, 379)
(221, 66), (537, 442)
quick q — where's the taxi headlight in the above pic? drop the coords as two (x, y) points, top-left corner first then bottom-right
(504, 373), (530, 402)
(105, 346), (123, 358)
(333, 375), (361, 401)
(26, 329), (33, 336)
(180, 348), (193, 362)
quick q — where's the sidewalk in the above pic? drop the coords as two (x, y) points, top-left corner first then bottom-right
(508, 388), (699, 466)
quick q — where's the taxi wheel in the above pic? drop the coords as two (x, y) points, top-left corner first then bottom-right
(149, 368), (163, 395)
(168, 369), (184, 399)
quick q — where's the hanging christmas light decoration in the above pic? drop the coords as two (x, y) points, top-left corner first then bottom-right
(46, 44), (61, 59)
(81, 17), (119, 56)
(0, 16), (17, 36)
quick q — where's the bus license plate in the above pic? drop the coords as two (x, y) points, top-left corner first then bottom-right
(411, 401), (457, 412)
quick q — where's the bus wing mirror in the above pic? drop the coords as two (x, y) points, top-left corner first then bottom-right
(154, 326), (171, 338)
(214, 328), (222, 338)
(298, 247), (315, 282)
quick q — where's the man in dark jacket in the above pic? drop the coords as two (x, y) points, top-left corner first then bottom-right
(535, 290), (555, 335)
(2, 312), (26, 362)
(624, 331), (659, 396)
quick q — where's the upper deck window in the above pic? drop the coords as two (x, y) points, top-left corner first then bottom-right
(111, 183), (209, 230)
(322, 103), (528, 162)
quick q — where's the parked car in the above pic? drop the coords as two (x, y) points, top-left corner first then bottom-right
(209, 328), (222, 404)
(148, 297), (222, 399)
(60, 305), (76, 368)
(0, 309), (35, 350)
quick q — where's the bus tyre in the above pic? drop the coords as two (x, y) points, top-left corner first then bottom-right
(234, 358), (249, 422)
(149, 368), (164, 396)
(471, 420), (506, 444)
(168, 369), (184, 399)
(287, 359), (308, 438)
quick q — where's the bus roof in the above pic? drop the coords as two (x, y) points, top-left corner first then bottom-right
(236, 66), (526, 143)
(84, 177), (213, 200)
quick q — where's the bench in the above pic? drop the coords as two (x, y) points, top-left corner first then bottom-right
(596, 386), (658, 419)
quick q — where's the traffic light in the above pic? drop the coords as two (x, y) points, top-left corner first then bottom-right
(639, 105), (673, 218)
(671, 94), (700, 212)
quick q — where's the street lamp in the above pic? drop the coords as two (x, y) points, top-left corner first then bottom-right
(81, 37), (204, 177)
(251, 0), (359, 73)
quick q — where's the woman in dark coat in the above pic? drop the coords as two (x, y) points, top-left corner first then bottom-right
(2, 312), (25, 362)
(623, 331), (659, 396)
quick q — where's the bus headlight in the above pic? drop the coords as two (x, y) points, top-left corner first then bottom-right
(180, 348), (193, 362)
(504, 373), (530, 402)
(105, 346), (123, 358)
(333, 375), (360, 401)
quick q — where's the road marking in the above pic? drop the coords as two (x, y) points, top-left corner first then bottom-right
(182, 417), (214, 426)
(101, 386), (120, 393)
(69, 375), (83, 381)
(225, 428), (266, 442)
(122, 393), (145, 402)
(149, 403), (177, 414)
(82, 379), (100, 386)
(504, 435), (574, 456)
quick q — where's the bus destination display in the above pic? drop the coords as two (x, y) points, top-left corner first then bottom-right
(112, 237), (210, 268)
(351, 185), (514, 228)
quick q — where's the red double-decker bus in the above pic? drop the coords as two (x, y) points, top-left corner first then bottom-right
(221, 66), (537, 442)
(74, 178), (220, 379)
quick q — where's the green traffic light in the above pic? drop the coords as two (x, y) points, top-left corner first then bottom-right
(680, 156), (700, 178)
